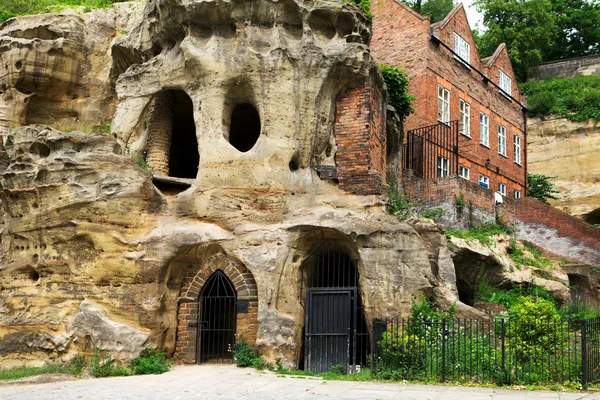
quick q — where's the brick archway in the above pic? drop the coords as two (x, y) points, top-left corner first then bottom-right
(174, 253), (258, 364)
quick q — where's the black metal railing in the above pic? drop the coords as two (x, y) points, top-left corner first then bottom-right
(403, 120), (459, 180)
(372, 317), (600, 388)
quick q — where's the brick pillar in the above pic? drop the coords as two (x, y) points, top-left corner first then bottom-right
(145, 92), (174, 175)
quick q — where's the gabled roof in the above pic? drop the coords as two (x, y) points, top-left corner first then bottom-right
(481, 43), (507, 68)
(389, 0), (430, 21)
(430, 3), (465, 32)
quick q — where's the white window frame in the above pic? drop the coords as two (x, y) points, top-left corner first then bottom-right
(480, 112), (489, 147)
(454, 33), (470, 65)
(459, 165), (470, 180)
(514, 134), (521, 165)
(498, 182), (507, 196)
(479, 174), (490, 188)
(437, 155), (449, 178)
(459, 99), (470, 137)
(438, 85), (450, 124)
(514, 189), (521, 199)
(499, 70), (512, 96)
(498, 124), (507, 156)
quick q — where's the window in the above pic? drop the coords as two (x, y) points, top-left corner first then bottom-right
(438, 85), (450, 124)
(498, 124), (507, 156)
(499, 70), (512, 96)
(514, 190), (521, 199)
(437, 155), (449, 177)
(480, 113), (489, 147)
(459, 165), (470, 180)
(514, 134), (521, 164)
(459, 100), (470, 137)
(479, 174), (489, 188)
(498, 182), (507, 196)
(454, 33), (470, 64)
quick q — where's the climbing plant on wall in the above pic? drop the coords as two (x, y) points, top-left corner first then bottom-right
(378, 64), (415, 122)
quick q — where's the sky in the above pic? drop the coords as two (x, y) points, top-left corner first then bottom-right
(461, 0), (485, 32)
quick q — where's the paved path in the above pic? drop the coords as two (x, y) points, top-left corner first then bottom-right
(0, 365), (597, 400)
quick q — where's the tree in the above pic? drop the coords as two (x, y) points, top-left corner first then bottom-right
(527, 173), (560, 204)
(542, 0), (600, 61)
(475, 0), (556, 81)
(404, 0), (454, 23)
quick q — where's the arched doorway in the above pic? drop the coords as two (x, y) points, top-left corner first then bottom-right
(197, 270), (237, 364)
(301, 242), (369, 373)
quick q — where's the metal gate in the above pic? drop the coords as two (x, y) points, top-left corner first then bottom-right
(302, 242), (369, 373)
(305, 288), (355, 373)
(197, 270), (237, 364)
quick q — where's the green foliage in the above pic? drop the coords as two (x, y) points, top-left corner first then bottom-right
(378, 64), (415, 121)
(508, 240), (552, 270)
(0, 0), (127, 23)
(388, 189), (413, 219)
(474, 0), (556, 81)
(526, 173), (560, 204)
(135, 155), (152, 171)
(353, 0), (372, 18)
(90, 348), (119, 378)
(474, 279), (555, 308)
(0, 356), (86, 380)
(403, 0), (454, 23)
(130, 346), (171, 375)
(520, 76), (600, 122)
(329, 364), (346, 375)
(445, 222), (513, 246)
(420, 207), (444, 221)
(454, 193), (465, 215)
(233, 339), (259, 368)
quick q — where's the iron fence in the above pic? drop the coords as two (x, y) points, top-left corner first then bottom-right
(403, 120), (459, 180)
(372, 317), (600, 388)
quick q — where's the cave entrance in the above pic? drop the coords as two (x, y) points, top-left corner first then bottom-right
(197, 270), (237, 364)
(145, 89), (199, 187)
(300, 242), (369, 373)
(228, 103), (260, 152)
(583, 208), (600, 225)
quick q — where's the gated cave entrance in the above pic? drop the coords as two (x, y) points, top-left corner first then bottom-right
(197, 270), (237, 364)
(301, 242), (369, 373)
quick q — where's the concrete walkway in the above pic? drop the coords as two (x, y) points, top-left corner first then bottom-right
(0, 365), (597, 400)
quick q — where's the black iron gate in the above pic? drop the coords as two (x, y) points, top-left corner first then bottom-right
(302, 242), (369, 373)
(197, 270), (237, 364)
(305, 288), (355, 373)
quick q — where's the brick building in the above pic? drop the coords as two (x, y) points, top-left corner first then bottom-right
(371, 1), (527, 198)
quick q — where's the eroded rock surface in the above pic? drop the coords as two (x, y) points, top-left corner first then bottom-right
(527, 117), (600, 224)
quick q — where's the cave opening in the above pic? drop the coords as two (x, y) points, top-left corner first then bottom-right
(583, 208), (600, 225)
(168, 90), (199, 179)
(229, 103), (260, 152)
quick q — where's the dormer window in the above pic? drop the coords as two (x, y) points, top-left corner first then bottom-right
(499, 70), (512, 96)
(454, 33), (470, 64)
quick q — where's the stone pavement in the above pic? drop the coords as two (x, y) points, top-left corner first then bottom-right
(0, 365), (597, 400)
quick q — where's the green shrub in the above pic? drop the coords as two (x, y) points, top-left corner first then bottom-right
(474, 279), (555, 309)
(0, 0), (126, 23)
(379, 64), (415, 121)
(388, 189), (413, 219)
(233, 339), (258, 368)
(420, 207), (444, 220)
(508, 241), (553, 270)
(130, 346), (171, 375)
(329, 364), (346, 375)
(520, 75), (600, 121)
(90, 348), (117, 378)
(0, 356), (86, 380)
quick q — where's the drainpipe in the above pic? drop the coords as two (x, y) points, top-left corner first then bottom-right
(522, 106), (528, 197)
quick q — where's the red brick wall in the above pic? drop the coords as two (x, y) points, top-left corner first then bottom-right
(515, 198), (600, 265)
(335, 84), (386, 195)
(370, 0), (526, 191)
(174, 253), (259, 364)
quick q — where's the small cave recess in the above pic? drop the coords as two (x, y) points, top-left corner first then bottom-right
(228, 103), (261, 152)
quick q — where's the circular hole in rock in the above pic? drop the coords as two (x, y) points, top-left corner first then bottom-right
(29, 270), (40, 281)
(15, 61), (22, 70)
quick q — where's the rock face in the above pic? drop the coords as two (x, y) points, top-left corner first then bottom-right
(0, 0), (475, 367)
(527, 117), (600, 224)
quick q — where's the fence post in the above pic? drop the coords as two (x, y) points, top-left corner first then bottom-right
(441, 319), (446, 383)
(501, 319), (506, 371)
(582, 320), (588, 390)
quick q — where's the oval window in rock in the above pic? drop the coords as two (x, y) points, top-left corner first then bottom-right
(228, 103), (261, 152)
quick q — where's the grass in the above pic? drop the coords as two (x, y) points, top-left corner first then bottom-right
(0, 0), (130, 23)
(0, 356), (85, 380)
(508, 240), (553, 270)
(520, 75), (600, 122)
(445, 222), (513, 246)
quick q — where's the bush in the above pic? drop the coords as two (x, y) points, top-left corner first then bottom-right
(446, 222), (513, 246)
(0, 0), (125, 23)
(474, 279), (555, 309)
(130, 346), (171, 375)
(527, 174), (560, 204)
(329, 364), (346, 375)
(379, 64), (415, 121)
(388, 189), (413, 219)
(90, 348), (118, 378)
(233, 339), (259, 368)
